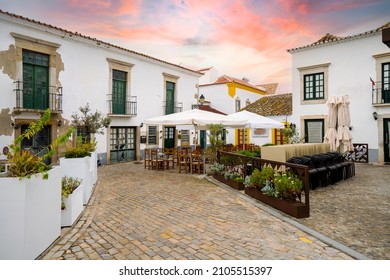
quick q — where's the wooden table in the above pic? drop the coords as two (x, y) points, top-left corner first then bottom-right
(261, 143), (330, 162)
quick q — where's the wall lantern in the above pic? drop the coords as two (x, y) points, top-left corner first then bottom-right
(373, 111), (378, 120)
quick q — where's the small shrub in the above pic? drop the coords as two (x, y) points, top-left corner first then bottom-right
(261, 180), (277, 197)
(210, 162), (225, 174)
(61, 176), (82, 210)
(274, 171), (303, 202)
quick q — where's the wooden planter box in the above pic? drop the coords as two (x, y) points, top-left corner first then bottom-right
(212, 173), (245, 190)
(0, 167), (62, 259)
(61, 183), (84, 227)
(245, 187), (309, 218)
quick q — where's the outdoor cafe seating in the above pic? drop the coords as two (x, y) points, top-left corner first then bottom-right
(144, 146), (205, 174)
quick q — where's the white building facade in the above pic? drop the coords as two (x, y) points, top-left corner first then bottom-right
(0, 10), (202, 164)
(288, 23), (390, 163)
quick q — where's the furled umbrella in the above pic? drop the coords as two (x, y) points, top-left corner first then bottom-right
(337, 95), (353, 152)
(323, 96), (338, 151)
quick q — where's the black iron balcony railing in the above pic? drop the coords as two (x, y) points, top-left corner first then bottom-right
(372, 86), (390, 105)
(107, 95), (137, 116)
(163, 101), (183, 114)
(13, 80), (63, 112)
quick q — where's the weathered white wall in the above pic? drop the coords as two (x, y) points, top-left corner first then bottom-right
(0, 13), (201, 162)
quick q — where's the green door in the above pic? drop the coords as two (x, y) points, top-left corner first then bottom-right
(23, 50), (49, 110)
(164, 126), (175, 148)
(112, 70), (126, 114)
(165, 81), (175, 115)
(110, 127), (136, 163)
(385, 119), (390, 163)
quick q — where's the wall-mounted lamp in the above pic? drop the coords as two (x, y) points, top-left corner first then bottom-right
(198, 94), (205, 105)
(140, 122), (144, 128)
(373, 111), (378, 120)
(57, 120), (62, 127)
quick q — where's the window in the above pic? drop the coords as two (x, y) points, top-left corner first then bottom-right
(112, 69), (127, 114)
(235, 98), (241, 112)
(304, 73), (324, 100)
(181, 130), (190, 144)
(304, 119), (324, 143)
(298, 63), (329, 104)
(165, 81), (175, 115)
(148, 126), (157, 145)
(382, 62), (390, 103)
(22, 50), (49, 110)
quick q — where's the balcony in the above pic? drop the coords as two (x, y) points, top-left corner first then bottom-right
(372, 87), (390, 106)
(107, 95), (137, 116)
(163, 101), (183, 114)
(13, 80), (62, 113)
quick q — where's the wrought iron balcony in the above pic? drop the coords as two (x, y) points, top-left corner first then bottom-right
(163, 101), (183, 114)
(13, 80), (62, 113)
(107, 95), (137, 116)
(372, 86), (390, 105)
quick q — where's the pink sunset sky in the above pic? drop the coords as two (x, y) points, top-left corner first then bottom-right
(1, 0), (389, 92)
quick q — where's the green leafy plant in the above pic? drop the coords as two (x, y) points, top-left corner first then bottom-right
(6, 109), (74, 179)
(205, 123), (225, 163)
(64, 140), (96, 158)
(210, 162), (225, 174)
(250, 166), (275, 188)
(274, 171), (303, 202)
(71, 103), (111, 144)
(61, 176), (82, 210)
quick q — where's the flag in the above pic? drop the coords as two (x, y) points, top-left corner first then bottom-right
(370, 77), (375, 86)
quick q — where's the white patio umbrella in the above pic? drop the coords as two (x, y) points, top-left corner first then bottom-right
(337, 95), (353, 152)
(323, 96), (339, 151)
(227, 110), (284, 129)
(227, 110), (284, 149)
(144, 109), (247, 144)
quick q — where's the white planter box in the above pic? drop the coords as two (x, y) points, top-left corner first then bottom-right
(61, 183), (84, 227)
(60, 156), (92, 205)
(0, 167), (62, 260)
(90, 151), (97, 185)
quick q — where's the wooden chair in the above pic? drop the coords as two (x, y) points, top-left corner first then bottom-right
(190, 151), (204, 175)
(178, 149), (190, 173)
(144, 148), (151, 169)
(150, 149), (165, 171)
(162, 148), (175, 169)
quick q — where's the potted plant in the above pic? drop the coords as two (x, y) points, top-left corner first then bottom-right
(61, 104), (110, 204)
(244, 167), (308, 218)
(61, 176), (83, 227)
(0, 109), (74, 259)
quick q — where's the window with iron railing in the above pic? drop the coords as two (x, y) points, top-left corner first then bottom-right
(13, 80), (63, 112)
(163, 101), (183, 113)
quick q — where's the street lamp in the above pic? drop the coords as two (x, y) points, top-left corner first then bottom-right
(198, 94), (205, 105)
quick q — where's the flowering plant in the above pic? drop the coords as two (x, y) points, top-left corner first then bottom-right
(274, 171), (303, 202)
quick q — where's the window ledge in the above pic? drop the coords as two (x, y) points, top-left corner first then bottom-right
(372, 103), (390, 108)
(107, 114), (135, 118)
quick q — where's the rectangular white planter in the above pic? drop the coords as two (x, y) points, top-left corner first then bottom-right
(61, 183), (84, 227)
(0, 167), (62, 260)
(90, 151), (97, 185)
(60, 156), (92, 205)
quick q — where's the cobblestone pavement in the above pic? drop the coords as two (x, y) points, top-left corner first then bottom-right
(295, 163), (390, 260)
(40, 162), (389, 260)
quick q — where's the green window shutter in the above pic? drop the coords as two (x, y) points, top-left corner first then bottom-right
(22, 50), (49, 110)
(165, 81), (175, 115)
(112, 70), (127, 114)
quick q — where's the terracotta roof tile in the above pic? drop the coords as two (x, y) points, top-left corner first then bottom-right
(257, 83), (278, 94)
(201, 75), (266, 92)
(243, 93), (292, 116)
(288, 21), (390, 53)
(198, 105), (226, 115)
(0, 9), (201, 75)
